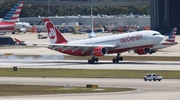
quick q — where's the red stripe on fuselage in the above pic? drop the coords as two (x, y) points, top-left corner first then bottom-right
(0, 22), (15, 25)
(50, 45), (154, 56)
(0, 27), (14, 30)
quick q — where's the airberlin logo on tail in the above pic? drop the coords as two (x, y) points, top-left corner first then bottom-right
(120, 34), (143, 43)
(46, 22), (57, 43)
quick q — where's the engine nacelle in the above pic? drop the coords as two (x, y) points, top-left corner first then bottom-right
(134, 48), (151, 55)
(93, 46), (108, 56)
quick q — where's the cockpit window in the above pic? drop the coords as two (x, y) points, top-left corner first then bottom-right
(153, 33), (157, 36)
(153, 33), (161, 36)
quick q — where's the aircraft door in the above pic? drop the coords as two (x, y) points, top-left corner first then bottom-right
(142, 34), (148, 45)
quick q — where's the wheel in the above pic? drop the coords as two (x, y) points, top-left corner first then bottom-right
(112, 58), (116, 63)
(116, 59), (119, 63)
(88, 59), (92, 64)
(12, 32), (15, 34)
(149, 80), (152, 81)
(119, 57), (123, 61)
(88, 59), (94, 64)
(153, 78), (156, 81)
(158, 79), (161, 81)
(95, 58), (99, 62)
(144, 78), (147, 81)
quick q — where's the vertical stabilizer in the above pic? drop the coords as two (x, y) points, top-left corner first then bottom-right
(44, 18), (68, 44)
(165, 27), (177, 42)
(1, 1), (24, 22)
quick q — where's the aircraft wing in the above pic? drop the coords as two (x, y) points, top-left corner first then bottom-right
(14, 38), (117, 51)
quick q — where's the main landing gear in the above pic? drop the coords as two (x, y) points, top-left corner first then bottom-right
(112, 53), (123, 63)
(149, 50), (156, 54)
(88, 56), (99, 64)
(87, 53), (123, 64)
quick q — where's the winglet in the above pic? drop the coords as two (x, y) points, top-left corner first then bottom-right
(14, 38), (22, 43)
(43, 18), (68, 44)
(14, 38), (26, 45)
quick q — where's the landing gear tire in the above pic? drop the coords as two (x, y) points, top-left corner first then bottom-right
(112, 58), (120, 63)
(95, 58), (99, 62)
(112, 57), (123, 63)
(88, 58), (98, 64)
(88, 59), (94, 64)
(149, 50), (156, 54)
(118, 57), (123, 61)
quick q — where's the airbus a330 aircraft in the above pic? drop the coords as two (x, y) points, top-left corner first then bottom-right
(0, 1), (24, 33)
(15, 18), (164, 64)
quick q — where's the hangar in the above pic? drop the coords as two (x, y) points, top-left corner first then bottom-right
(150, 0), (180, 35)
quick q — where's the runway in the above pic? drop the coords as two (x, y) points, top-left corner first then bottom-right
(1, 59), (180, 99)
(0, 77), (180, 100)
(0, 59), (180, 70)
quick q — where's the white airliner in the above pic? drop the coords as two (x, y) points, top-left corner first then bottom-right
(15, 22), (32, 33)
(15, 18), (164, 64)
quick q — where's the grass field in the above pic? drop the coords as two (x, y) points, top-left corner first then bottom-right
(0, 68), (179, 96)
(0, 84), (135, 96)
(0, 68), (180, 79)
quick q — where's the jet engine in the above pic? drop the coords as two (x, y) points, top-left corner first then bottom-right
(134, 48), (151, 55)
(93, 46), (108, 56)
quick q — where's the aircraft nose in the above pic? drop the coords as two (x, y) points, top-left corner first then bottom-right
(159, 35), (164, 41)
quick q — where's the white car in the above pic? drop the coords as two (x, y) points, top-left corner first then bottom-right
(0, 32), (5, 36)
(144, 74), (162, 81)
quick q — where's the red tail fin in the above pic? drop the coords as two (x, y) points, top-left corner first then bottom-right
(43, 18), (67, 44)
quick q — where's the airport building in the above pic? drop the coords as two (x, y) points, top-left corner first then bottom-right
(150, 0), (180, 35)
(20, 15), (150, 26)
(1, 0), (179, 34)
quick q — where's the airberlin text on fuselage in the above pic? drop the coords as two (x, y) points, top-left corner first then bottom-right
(120, 34), (143, 43)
